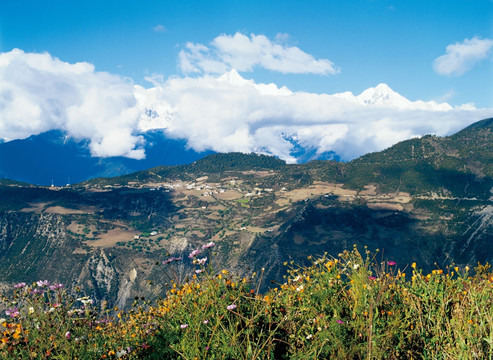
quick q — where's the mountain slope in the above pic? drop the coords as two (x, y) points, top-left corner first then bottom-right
(0, 130), (213, 186)
(1, 118), (493, 306)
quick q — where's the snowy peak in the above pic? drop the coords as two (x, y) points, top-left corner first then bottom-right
(354, 83), (453, 111)
(357, 83), (412, 109)
(218, 69), (249, 86)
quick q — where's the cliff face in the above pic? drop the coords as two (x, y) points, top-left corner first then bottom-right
(0, 211), (142, 307)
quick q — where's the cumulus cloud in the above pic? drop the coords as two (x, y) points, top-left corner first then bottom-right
(1, 49), (492, 163)
(178, 32), (339, 75)
(433, 37), (493, 76)
(136, 70), (493, 162)
(0, 49), (144, 159)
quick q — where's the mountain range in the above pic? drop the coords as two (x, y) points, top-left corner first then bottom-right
(0, 117), (492, 308)
(2, 75), (477, 186)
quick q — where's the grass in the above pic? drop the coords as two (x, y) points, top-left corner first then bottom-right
(1, 245), (492, 359)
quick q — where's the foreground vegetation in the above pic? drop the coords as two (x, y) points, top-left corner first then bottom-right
(1, 245), (492, 359)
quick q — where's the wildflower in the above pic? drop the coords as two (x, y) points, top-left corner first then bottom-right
(116, 350), (127, 358)
(14, 282), (26, 289)
(76, 296), (94, 306)
(411, 262), (416, 269)
(65, 331), (71, 339)
(203, 320), (209, 324)
(49, 283), (63, 291)
(227, 304), (237, 310)
(336, 320), (344, 325)
(188, 249), (201, 259)
(5, 307), (19, 318)
(180, 324), (189, 329)
(296, 285), (304, 292)
(353, 264), (360, 270)
(36, 280), (50, 287)
(202, 241), (215, 249)
(195, 269), (203, 274)
(368, 276), (376, 280)
(31, 289), (44, 295)
(306, 334), (313, 340)
(197, 257), (207, 265)
(387, 261), (397, 266)
(163, 257), (182, 265)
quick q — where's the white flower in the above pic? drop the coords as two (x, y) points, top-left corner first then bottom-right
(353, 264), (360, 270)
(28, 307), (34, 314)
(116, 350), (127, 358)
(197, 257), (207, 265)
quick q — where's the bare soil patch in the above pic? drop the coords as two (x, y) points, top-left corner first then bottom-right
(44, 206), (96, 215)
(367, 202), (404, 211)
(20, 202), (49, 213)
(85, 228), (137, 248)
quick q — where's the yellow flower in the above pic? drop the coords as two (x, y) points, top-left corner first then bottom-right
(411, 262), (416, 269)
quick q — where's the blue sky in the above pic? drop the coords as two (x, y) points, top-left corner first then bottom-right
(0, 0), (492, 162)
(1, 0), (491, 106)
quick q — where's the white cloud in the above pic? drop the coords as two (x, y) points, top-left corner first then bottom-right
(434, 37), (493, 76)
(0, 49), (144, 159)
(1, 49), (492, 163)
(136, 70), (493, 162)
(153, 24), (167, 33)
(179, 32), (339, 75)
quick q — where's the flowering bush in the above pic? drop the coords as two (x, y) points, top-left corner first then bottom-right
(1, 244), (492, 359)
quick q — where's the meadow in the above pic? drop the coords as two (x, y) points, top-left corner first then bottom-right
(1, 244), (492, 359)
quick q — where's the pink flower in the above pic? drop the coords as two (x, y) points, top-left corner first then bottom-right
(195, 269), (203, 274)
(202, 242), (215, 250)
(203, 320), (209, 324)
(368, 276), (376, 280)
(163, 256), (182, 265)
(227, 304), (237, 311)
(36, 280), (50, 287)
(14, 282), (26, 289)
(387, 261), (397, 266)
(188, 249), (201, 259)
(5, 307), (19, 318)
(197, 257), (207, 265)
(65, 331), (71, 339)
(49, 283), (63, 290)
(336, 319), (344, 325)
(180, 324), (188, 329)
